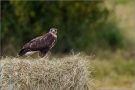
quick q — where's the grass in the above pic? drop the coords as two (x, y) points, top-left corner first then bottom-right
(90, 50), (134, 89)
(91, 60), (134, 88)
(0, 54), (91, 90)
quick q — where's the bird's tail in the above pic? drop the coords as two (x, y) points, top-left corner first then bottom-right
(18, 49), (30, 56)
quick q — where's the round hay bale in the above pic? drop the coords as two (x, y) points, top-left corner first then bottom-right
(0, 54), (91, 90)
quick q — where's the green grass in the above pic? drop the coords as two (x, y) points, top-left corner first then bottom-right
(90, 50), (134, 88)
(92, 57), (134, 78)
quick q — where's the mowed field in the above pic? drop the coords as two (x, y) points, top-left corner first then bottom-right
(0, 52), (134, 90)
(90, 51), (134, 89)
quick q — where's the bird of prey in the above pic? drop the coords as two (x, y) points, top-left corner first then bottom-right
(18, 28), (57, 58)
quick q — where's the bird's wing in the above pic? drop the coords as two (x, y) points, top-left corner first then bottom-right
(23, 33), (56, 51)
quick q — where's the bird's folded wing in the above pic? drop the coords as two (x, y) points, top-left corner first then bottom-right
(23, 33), (55, 50)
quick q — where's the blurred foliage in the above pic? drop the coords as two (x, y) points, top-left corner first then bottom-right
(1, 1), (126, 56)
(113, 0), (129, 4)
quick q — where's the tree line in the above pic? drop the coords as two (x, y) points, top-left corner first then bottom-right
(1, 1), (125, 56)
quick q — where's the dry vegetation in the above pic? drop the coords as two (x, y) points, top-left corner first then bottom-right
(0, 54), (91, 90)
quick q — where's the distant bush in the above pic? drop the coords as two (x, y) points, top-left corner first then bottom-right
(98, 21), (125, 50)
(0, 54), (91, 90)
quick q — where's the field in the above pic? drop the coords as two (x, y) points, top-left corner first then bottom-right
(0, 51), (134, 90)
(90, 50), (134, 89)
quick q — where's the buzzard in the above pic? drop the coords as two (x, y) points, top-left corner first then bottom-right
(18, 28), (57, 58)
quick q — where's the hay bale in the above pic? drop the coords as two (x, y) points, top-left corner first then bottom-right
(0, 54), (90, 90)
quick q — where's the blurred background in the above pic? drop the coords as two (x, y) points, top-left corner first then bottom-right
(1, 0), (134, 89)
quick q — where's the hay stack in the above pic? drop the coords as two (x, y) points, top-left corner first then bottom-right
(0, 54), (90, 90)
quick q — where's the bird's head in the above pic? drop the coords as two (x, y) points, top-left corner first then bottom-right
(49, 28), (57, 36)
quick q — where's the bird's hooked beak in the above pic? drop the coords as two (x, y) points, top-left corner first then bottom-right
(49, 28), (57, 35)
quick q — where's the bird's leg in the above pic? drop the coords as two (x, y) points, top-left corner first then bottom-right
(38, 52), (45, 58)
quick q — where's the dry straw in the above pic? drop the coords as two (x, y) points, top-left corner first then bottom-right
(0, 54), (91, 90)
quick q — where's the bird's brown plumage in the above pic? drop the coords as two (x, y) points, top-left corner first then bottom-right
(18, 28), (57, 57)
